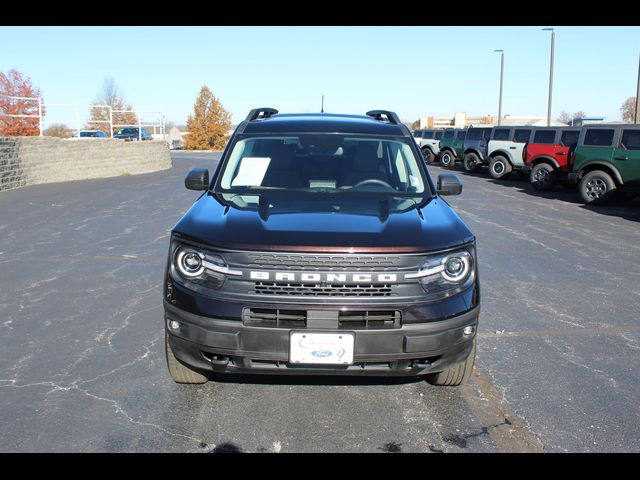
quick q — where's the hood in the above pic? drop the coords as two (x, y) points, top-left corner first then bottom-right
(173, 193), (474, 252)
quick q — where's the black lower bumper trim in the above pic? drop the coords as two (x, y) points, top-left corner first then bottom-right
(164, 301), (479, 377)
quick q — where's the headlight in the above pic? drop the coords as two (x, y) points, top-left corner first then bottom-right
(407, 248), (475, 300)
(172, 244), (241, 290)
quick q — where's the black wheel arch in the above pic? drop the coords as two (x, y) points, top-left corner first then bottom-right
(530, 156), (560, 169)
(577, 162), (624, 186)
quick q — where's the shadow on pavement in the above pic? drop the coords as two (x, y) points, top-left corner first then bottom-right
(208, 372), (425, 387)
(436, 164), (640, 222)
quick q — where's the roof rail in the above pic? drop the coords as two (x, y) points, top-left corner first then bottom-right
(245, 108), (278, 122)
(366, 110), (401, 125)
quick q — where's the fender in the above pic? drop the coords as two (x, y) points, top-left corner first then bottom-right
(530, 155), (560, 169)
(577, 161), (624, 185)
(421, 145), (435, 155)
(463, 148), (484, 159)
(489, 149), (514, 165)
(439, 147), (456, 157)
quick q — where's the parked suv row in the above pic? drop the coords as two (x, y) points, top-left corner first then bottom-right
(414, 123), (640, 205)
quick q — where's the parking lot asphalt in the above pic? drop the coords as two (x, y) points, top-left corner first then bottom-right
(0, 151), (639, 452)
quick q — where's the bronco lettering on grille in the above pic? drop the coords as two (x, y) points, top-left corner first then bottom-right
(249, 271), (398, 283)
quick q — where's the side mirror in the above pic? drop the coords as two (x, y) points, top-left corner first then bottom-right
(437, 173), (463, 196)
(185, 168), (209, 190)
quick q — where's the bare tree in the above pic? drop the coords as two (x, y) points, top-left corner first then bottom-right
(621, 97), (636, 122)
(44, 123), (73, 138)
(557, 110), (586, 124)
(87, 76), (137, 134)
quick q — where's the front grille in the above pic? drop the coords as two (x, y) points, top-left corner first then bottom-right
(242, 308), (401, 330)
(247, 254), (402, 271)
(252, 282), (394, 297)
(243, 308), (307, 328)
(338, 310), (401, 329)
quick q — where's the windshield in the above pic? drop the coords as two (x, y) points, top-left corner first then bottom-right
(217, 134), (428, 197)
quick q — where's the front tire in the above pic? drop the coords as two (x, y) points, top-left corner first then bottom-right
(440, 150), (456, 168)
(426, 338), (476, 386)
(489, 155), (512, 179)
(463, 152), (482, 173)
(579, 170), (617, 205)
(165, 332), (209, 384)
(421, 146), (435, 164)
(530, 163), (556, 191)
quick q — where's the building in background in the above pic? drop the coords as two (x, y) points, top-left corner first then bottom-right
(419, 112), (495, 129)
(418, 112), (574, 128)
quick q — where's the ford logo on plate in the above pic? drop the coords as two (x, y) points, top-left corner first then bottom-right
(311, 350), (333, 358)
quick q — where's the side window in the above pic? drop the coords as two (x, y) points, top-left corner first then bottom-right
(483, 129), (493, 140)
(456, 130), (467, 140)
(620, 130), (640, 151)
(583, 129), (614, 147)
(492, 128), (510, 141)
(560, 130), (580, 147)
(533, 130), (556, 144)
(435, 131), (444, 140)
(442, 130), (454, 140)
(514, 129), (532, 143)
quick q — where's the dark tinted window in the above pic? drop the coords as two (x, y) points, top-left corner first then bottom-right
(455, 130), (467, 140)
(560, 130), (580, 147)
(442, 130), (454, 140)
(466, 128), (483, 140)
(533, 130), (557, 144)
(483, 129), (493, 140)
(621, 130), (640, 150)
(435, 131), (444, 140)
(514, 129), (532, 143)
(492, 128), (510, 141)
(583, 129), (614, 147)
(423, 130), (434, 138)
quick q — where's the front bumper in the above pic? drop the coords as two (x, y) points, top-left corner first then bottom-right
(164, 300), (479, 377)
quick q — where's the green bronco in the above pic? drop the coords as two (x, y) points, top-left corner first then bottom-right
(439, 128), (467, 168)
(568, 124), (640, 205)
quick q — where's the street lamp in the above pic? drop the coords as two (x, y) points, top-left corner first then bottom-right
(542, 28), (555, 126)
(494, 49), (504, 126)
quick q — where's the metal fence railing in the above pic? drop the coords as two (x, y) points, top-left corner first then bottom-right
(0, 95), (43, 136)
(0, 95), (165, 139)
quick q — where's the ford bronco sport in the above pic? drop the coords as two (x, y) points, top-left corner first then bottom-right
(567, 124), (640, 204)
(524, 127), (580, 191)
(164, 108), (479, 386)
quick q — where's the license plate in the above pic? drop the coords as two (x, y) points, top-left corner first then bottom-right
(289, 332), (355, 365)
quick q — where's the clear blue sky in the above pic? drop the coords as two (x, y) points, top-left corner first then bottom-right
(1, 26), (639, 126)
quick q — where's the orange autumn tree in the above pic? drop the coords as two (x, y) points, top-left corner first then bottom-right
(0, 69), (45, 136)
(184, 86), (232, 150)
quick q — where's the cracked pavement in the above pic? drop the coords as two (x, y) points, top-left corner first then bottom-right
(0, 152), (639, 452)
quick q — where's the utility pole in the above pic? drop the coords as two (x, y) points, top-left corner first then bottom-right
(494, 50), (504, 126)
(542, 28), (555, 127)
(635, 54), (640, 124)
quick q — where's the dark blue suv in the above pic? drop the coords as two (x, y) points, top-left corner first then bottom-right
(164, 108), (480, 387)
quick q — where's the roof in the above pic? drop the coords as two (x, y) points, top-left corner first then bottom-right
(498, 118), (568, 127)
(240, 112), (409, 136)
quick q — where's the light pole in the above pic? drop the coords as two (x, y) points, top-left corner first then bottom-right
(494, 49), (504, 126)
(542, 28), (555, 126)
(634, 54), (640, 124)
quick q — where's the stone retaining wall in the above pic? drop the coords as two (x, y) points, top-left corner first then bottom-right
(0, 136), (172, 192)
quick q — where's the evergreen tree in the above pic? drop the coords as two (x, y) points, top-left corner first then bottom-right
(184, 86), (232, 150)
